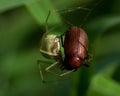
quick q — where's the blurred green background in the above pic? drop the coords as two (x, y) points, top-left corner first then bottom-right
(0, 0), (120, 96)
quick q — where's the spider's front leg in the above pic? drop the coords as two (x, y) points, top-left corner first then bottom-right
(37, 59), (60, 83)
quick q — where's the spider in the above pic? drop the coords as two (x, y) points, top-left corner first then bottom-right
(37, 11), (90, 83)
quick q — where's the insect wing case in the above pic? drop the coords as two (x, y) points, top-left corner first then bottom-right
(63, 26), (88, 69)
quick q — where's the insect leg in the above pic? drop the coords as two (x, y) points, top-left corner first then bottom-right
(37, 60), (46, 83)
(37, 60), (60, 82)
(45, 61), (60, 76)
(59, 69), (75, 76)
(83, 53), (93, 67)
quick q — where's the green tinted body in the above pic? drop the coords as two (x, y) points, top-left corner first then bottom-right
(40, 34), (60, 59)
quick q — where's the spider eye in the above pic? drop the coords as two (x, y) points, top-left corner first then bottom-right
(54, 37), (59, 42)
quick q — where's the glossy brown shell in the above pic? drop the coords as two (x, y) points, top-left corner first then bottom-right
(62, 26), (88, 70)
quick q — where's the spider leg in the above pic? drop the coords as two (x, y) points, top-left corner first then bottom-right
(59, 69), (75, 76)
(37, 60), (60, 83)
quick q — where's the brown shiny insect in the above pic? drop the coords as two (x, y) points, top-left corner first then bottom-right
(37, 11), (90, 82)
(61, 26), (89, 71)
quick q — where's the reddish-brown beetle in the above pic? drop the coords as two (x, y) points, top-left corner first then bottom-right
(37, 11), (90, 82)
(61, 26), (89, 71)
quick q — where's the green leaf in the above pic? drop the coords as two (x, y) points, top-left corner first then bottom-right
(0, 8), (38, 52)
(0, 0), (38, 13)
(86, 16), (120, 42)
(87, 63), (120, 96)
(26, 0), (61, 25)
